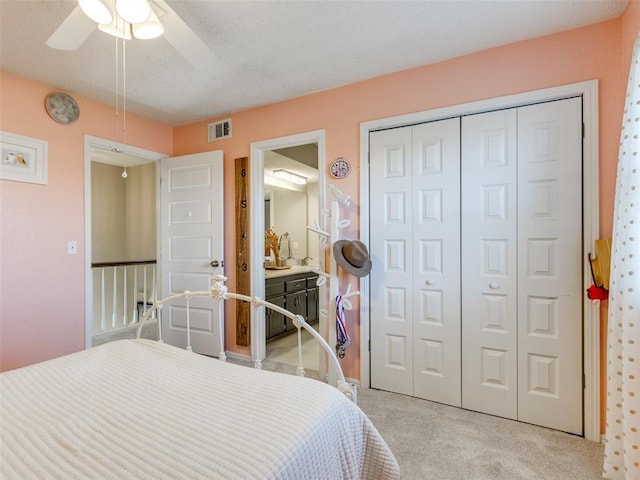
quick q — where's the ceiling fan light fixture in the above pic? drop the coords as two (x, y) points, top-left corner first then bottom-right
(98, 16), (132, 40)
(132, 9), (164, 39)
(115, 0), (151, 24)
(78, 0), (113, 25)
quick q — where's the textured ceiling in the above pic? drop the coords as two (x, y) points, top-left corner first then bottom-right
(0, 0), (628, 127)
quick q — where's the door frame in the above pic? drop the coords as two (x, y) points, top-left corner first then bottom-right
(249, 130), (327, 365)
(359, 80), (600, 441)
(83, 134), (165, 349)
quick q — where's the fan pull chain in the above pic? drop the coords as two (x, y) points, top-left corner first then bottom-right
(114, 34), (120, 149)
(122, 34), (127, 147)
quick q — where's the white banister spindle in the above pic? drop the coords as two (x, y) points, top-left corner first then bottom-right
(100, 268), (106, 333)
(142, 268), (148, 318)
(132, 265), (138, 323)
(112, 267), (118, 329)
(123, 266), (128, 326)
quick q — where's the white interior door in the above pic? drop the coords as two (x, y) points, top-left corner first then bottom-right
(160, 151), (224, 356)
(370, 118), (461, 406)
(461, 109), (518, 419)
(516, 98), (583, 434)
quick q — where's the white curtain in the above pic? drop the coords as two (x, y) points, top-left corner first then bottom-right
(603, 34), (640, 480)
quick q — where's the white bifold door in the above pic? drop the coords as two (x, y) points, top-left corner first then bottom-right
(370, 97), (583, 434)
(370, 118), (462, 406)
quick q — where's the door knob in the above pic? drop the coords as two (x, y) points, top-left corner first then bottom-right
(210, 260), (220, 268)
(489, 282), (500, 289)
(425, 279), (434, 285)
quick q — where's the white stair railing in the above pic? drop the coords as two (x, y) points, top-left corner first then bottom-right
(92, 260), (157, 335)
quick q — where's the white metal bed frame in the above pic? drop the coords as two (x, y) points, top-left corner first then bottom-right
(136, 274), (356, 401)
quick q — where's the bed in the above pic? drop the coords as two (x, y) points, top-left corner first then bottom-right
(0, 277), (399, 479)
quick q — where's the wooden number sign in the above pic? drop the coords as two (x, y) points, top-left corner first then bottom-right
(235, 157), (251, 346)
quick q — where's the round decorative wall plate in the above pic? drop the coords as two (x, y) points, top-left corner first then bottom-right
(45, 92), (80, 125)
(330, 157), (351, 178)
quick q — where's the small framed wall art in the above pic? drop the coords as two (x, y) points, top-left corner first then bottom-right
(45, 92), (80, 125)
(0, 131), (48, 185)
(330, 157), (351, 178)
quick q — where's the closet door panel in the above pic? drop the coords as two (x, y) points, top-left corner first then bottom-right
(461, 109), (518, 419)
(516, 98), (583, 434)
(412, 119), (461, 406)
(370, 126), (414, 395)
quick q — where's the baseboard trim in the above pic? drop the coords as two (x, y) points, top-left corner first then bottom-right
(224, 351), (251, 363)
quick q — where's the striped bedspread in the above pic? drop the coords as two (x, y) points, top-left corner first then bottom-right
(0, 339), (399, 479)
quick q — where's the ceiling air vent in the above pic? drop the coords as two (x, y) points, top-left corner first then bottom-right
(208, 119), (232, 142)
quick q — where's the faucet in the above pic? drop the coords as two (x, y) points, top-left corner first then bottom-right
(301, 257), (312, 266)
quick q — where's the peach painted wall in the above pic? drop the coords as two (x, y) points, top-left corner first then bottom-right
(0, 71), (172, 371)
(174, 16), (630, 384)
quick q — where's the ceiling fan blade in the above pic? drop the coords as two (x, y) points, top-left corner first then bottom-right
(46, 5), (96, 51)
(153, 0), (216, 69)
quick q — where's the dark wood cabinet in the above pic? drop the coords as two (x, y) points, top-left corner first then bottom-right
(265, 295), (286, 338)
(265, 271), (319, 341)
(285, 291), (306, 331)
(306, 286), (319, 323)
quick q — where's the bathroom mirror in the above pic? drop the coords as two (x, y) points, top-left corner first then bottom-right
(264, 144), (319, 265)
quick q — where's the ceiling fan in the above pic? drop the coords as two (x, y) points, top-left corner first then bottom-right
(46, 0), (215, 68)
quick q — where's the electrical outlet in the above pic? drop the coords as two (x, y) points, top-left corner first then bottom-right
(67, 240), (78, 255)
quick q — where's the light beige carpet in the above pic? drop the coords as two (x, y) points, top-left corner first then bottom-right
(357, 388), (604, 480)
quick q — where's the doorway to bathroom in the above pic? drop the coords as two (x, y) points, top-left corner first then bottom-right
(264, 144), (320, 370)
(250, 130), (327, 374)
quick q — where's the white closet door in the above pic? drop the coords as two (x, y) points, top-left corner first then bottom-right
(370, 119), (461, 406)
(516, 98), (583, 434)
(461, 109), (518, 419)
(412, 119), (461, 406)
(370, 126), (414, 395)
(369, 98), (583, 433)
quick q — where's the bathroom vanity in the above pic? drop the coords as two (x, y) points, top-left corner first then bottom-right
(264, 267), (319, 340)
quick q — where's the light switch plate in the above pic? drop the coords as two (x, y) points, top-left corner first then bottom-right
(68, 240), (78, 255)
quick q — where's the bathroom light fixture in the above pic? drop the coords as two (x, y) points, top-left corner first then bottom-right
(273, 169), (307, 185)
